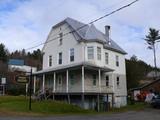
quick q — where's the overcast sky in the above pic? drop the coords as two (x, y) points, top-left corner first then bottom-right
(0, 0), (160, 66)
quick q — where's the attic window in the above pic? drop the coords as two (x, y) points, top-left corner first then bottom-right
(59, 33), (63, 45)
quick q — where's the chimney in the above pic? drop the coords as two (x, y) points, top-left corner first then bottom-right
(105, 25), (111, 45)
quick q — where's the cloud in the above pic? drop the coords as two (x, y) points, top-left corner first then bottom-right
(0, 0), (160, 66)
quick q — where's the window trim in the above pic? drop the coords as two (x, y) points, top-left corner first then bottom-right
(49, 55), (52, 67)
(106, 75), (109, 87)
(116, 76), (120, 87)
(105, 52), (109, 65)
(59, 33), (63, 45)
(97, 47), (101, 60)
(70, 48), (74, 62)
(58, 52), (62, 64)
(87, 46), (94, 60)
(116, 55), (119, 67)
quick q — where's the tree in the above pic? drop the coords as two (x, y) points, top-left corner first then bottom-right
(144, 28), (160, 78)
(0, 43), (9, 62)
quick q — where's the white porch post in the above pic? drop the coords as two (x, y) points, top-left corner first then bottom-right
(66, 70), (69, 93)
(98, 69), (101, 93)
(82, 66), (85, 93)
(53, 72), (56, 92)
(42, 74), (45, 93)
(33, 76), (36, 94)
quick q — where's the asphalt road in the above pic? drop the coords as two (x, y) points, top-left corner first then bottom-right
(0, 108), (160, 120)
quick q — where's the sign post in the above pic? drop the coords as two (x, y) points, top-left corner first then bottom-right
(29, 68), (32, 111)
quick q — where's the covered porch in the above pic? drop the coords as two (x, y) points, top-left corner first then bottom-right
(32, 62), (114, 111)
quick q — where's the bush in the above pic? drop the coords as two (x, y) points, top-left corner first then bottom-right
(6, 84), (26, 96)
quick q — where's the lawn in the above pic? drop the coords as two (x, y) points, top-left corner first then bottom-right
(0, 96), (94, 116)
(0, 96), (148, 116)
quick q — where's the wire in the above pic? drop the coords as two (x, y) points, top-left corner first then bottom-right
(25, 0), (139, 51)
(25, 0), (132, 48)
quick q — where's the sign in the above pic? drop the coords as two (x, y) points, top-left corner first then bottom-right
(16, 75), (29, 83)
(1, 78), (6, 84)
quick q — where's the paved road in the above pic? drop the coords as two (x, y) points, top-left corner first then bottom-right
(0, 109), (160, 120)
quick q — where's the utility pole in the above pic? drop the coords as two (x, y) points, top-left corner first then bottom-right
(29, 68), (32, 110)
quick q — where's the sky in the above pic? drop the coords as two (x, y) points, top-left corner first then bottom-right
(0, 0), (160, 67)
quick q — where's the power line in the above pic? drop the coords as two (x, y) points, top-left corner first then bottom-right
(25, 0), (139, 51)
(25, 0), (131, 48)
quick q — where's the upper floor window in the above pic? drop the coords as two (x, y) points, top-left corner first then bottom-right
(49, 55), (52, 67)
(97, 47), (101, 60)
(105, 52), (109, 64)
(116, 76), (120, 87)
(92, 74), (96, 86)
(58, 52), (62, 64)
(116, 55), (119, 67)
(106, 75), (109, 86)
(87, 46), (94, 60)
(59, 33), (63, 45)
(70, 48), (74, 62)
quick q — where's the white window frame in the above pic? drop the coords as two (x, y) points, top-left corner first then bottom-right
(59, 33), (63, 45)
(105, 52), (109, 64)
(48, 55), (52, 67)
(70, 48), (74, 62)
(87, 46), (94, 60)
(116, 55), (119, 67)
(116, 76), (120, 88)
(97, 47), (101, 60)
(106, 75), (109, 87)
(58, 52), (62, 64)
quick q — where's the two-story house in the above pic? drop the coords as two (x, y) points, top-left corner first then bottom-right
(33, 17), (127, 110)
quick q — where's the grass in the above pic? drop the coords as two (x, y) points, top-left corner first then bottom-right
(0, 96), (148, 116)
(0, 96), (95, 116)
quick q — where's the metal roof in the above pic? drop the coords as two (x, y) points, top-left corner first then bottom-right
(33, 62), (113, 75)
(64, 17), (127, 54)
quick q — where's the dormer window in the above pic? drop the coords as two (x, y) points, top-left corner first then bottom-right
(59, 33), (63, 45)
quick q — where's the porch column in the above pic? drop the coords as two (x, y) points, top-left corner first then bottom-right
(82, 66), (85, 93)
(98, 69), (101, 93)
(42, 74), (45, 93)
(66, 69), (69, 93)
(33, 76), (36, 94)
(53, 72), (56, 92)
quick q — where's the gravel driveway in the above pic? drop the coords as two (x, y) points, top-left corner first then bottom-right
(0, 108), (159, 120)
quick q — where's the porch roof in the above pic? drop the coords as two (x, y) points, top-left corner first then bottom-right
(33, 62), (114, 75)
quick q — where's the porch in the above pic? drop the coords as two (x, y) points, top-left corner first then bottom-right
(32, 62), (114, 111)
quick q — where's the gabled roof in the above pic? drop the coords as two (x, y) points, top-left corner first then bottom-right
(51, 17), (126, 54)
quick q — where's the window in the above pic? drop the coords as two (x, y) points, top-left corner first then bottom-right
(87, 46), (94, 59)
(97, 47), (101, 60)
(116, 76), (120, 87)
(70, 74), (74, 85)
(92, 74), (96, 86)
(49, 55), (52, 67)
(58, 52), (62, 64)
(105, 52), (109, 64)
(59, 33), (63, 45)
(58, 75), (62, 85)
(106, 75), (109, 86)
(70, 48), (74, 62)
(116, 55), (119, 67)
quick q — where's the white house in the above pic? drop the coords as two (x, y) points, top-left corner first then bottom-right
(33, 17), (127, 110)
